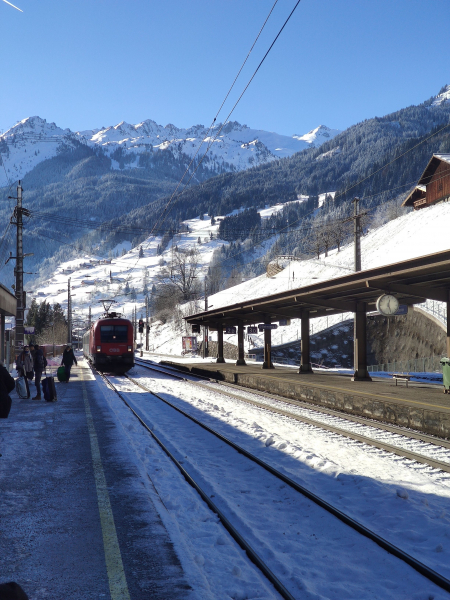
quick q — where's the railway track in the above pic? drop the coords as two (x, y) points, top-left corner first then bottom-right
(134, 358), (450, 474)
(97, 363), (450, 596)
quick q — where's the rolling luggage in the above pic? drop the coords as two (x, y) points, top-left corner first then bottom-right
(42, 375), (57, 402)
(16, 375), (29, 399)
(57, 366), (67, 382)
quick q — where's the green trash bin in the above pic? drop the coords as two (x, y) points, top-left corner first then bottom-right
(440, 357), (450, 394)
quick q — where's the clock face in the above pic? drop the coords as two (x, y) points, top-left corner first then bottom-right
(376, 294), (399, 316)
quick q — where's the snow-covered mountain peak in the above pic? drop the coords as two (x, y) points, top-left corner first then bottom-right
(2, 116), (70, 139)
(293, 125), (341, 146)
(0, 115), (341, 186)
(431, 84), (450, 107)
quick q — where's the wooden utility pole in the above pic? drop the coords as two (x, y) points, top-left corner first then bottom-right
(88, 305), (91, 329)
(202, 278), (208, 359)
(353, 197), (362, 272)
(7, 182), (31, 356)
(342, 197), (367, 272)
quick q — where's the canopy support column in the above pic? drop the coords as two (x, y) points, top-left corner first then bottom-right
(217, 326), (225, 363)
(299, 310), (313, 373)
(352, 302), (372, 381)
(236, 320), (246, 365)
(262, 316), (274, 369)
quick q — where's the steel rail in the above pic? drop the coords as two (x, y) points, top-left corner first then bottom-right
(134, 359), (450, 469)
(97, 370), (296, 600)
(136, 358), (450, 449)
(125, 367), (450, 593)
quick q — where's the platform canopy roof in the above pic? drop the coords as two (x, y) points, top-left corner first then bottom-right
(0, 283), (16, 317)
(185, 249), (450, 328)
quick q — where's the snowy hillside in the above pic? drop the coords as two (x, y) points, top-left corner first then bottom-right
(0, 116), (341, 187)
(431, 83), (450, 107)
(28, 200), (450, 360)
(0, 117), (78, 186)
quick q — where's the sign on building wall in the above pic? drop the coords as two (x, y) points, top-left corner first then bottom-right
(24, 326), (35, 334)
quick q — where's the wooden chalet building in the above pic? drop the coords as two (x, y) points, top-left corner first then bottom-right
(402, 154), (450, 210)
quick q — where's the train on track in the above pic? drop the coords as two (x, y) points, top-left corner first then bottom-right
(83, 312), (134, 373)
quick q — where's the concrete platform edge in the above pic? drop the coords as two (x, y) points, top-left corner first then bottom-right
(162, 361), (450, 440)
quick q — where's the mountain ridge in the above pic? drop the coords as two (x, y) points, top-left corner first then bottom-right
(0, 116), (340, 187)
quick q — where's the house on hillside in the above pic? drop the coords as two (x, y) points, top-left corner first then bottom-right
(402, 154), (450, 210)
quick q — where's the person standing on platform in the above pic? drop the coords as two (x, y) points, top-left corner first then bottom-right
(32, 346), (46, 400)
(61, 345), (77, 383)
(16, 346), (33, 380)
(0, 361), (16, 455)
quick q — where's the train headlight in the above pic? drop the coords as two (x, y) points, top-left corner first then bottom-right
(127, 345), (132, 352)
(96, 346), (101, 352)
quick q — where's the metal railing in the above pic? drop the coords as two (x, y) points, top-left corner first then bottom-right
(368, 355), (444, 374)
(417, 299), (447, 326)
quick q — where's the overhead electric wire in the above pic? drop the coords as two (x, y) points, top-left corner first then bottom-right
(334, 120), (450, 202)
(113, 0), (303, 297)
(152, 0), (303, 237)
(149, 0), (279, 228)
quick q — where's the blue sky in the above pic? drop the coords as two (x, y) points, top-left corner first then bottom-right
(1, 0), (449, 137)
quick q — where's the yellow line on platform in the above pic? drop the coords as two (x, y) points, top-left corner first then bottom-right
(81, 376), (131, 600)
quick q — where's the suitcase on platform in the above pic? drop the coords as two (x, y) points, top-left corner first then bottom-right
(57, 366), (67, 382)
(42, 376), (57, 402)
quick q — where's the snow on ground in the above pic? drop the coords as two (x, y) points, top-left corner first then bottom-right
(95, 363), (450, 598)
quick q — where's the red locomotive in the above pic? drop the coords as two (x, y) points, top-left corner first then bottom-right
(83, 312), (134, 373)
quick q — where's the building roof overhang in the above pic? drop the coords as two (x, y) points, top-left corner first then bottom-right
(401, 184), (426, 208)
(0, 283), (17, 317)
(418, 154), (450, 186)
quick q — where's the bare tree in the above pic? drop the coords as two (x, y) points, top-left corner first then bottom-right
(159, 246), (201, 302)
(330, 218), (351, 252)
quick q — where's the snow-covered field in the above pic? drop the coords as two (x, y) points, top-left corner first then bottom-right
(94, 362), (450, 599)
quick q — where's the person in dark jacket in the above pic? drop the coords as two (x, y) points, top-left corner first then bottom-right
(0, 581), (29, 599)
(32, 346), (46, 400)
(0, 362), (15, 456)
(15, 346), (33, 379)
(61, 345), (77, 382)
(0, 362), (14, 419)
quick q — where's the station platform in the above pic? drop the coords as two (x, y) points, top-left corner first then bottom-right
(163, 360), (450, 439)
(0, 360), (188, 600)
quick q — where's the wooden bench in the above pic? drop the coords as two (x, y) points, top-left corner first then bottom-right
(390, 373), (412, 387)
